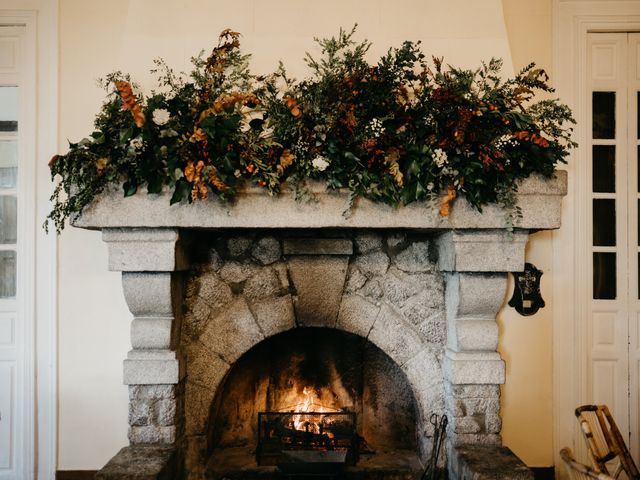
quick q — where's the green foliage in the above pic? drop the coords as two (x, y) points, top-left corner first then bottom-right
(46, 27), (576, 233)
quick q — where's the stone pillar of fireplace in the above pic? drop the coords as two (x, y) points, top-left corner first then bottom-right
(437, 230), (528, 477)
(102, 228), (188, 446)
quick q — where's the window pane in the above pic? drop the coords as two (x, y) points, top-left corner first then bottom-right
(593, 91), (616, 139)
(593, 145), (615, 193)
(0, 141), (17, 189)
(0, 86), (17, 133)
(593, 199), (616, 246)
(0, 250), (16, 298)
(594, 252), (616, 299)
(0, 196), (16, 244)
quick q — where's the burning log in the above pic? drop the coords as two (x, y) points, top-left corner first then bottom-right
(256, 411), (358, 466)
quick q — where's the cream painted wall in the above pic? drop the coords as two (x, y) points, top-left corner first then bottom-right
(57, 0), (556, 470)
(500, 0), (555, 468)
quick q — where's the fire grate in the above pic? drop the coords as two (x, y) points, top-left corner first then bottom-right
(256, 411), (358, 467)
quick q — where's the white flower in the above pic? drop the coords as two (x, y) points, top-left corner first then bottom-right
(368, 118), (385, 138)
(312, 156), (330, 172)
(495, 134), (517, 149)
(129, 137), (144, 150)
(239, 106), (265, 133)
(152, 108), (171, 126)
(433, 148), (448, 168)
(314, 125), (327, 143)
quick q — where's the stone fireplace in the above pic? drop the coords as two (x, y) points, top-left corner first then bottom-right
(80, 173), (566, 480)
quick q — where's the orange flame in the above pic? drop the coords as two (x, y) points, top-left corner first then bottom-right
(287, 386), (338, 435)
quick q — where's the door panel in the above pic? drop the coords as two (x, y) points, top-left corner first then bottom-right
(0, 362), (13, 470)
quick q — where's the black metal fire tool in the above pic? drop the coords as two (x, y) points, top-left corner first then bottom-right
(422, 413), (448, 480)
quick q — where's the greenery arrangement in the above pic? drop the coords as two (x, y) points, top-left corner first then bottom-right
(46, 27), (576, 232)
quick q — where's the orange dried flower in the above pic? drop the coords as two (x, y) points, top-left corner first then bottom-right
(198, 182), (208, 199)
(513, 130), (549, 148)
(245, 164), (255, 174)
(190, 128), (207, 143)
(184, 162), (196, 182)
(115, 80), (145, 128)
(531, 133), (550, 148)
(258, 180), (267, 187)
(279, 149), (295, 169)
(284, 96), (302, 118)
(208, 168), (229, 192)
(439, 183), (457, 217)
(184, 160), (205, 183)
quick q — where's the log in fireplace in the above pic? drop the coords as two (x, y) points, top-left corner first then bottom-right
(256, 411), (358, 466)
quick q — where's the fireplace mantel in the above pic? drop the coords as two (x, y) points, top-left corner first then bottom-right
(73, 171), (566, 231)
(85, 171), (567, 480)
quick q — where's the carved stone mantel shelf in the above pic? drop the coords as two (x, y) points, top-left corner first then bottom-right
(74, 171), (567, 231)
(82, 171), (567, 480)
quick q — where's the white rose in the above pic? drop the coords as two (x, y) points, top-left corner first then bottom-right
(312, 156), (330, 172)
(152, 108), (171, 126)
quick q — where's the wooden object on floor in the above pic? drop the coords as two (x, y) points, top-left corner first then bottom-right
(575, 404), (640, 479)
(560, 447), (614, 480)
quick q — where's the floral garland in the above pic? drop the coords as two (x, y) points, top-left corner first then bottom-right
(45, 27), (576, 232)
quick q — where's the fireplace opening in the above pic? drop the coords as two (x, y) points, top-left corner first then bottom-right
(206, 327), (424, 479)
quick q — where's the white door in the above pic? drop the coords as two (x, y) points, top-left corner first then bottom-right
(587, 31), (640, 464)
(0, 24), (32, 479)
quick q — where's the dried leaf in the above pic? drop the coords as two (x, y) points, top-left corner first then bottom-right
(439, 183), (457, 217)
(208, 167), (229, 192)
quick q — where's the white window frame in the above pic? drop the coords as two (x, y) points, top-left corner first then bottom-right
(553, 1), (640, 477)
(0, 5), (58, 480)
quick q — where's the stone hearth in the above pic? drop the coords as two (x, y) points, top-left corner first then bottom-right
(80, 173), (567, 480)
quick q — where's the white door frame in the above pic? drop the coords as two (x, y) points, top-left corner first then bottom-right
(0, 4), (58, 479)
(552, 0), (640, 475)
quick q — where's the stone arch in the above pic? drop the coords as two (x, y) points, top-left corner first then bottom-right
(185, 295), (443, 435)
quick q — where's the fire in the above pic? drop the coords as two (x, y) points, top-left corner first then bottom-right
(286, 386), (338, 435)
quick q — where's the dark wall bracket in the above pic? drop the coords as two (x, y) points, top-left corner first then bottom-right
(508, 262), (545, 316)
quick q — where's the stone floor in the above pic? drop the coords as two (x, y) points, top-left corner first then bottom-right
(206, 447), (425, 479)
